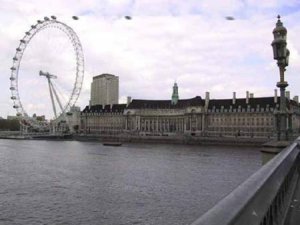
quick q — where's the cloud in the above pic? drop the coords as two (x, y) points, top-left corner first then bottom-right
(0, 0), (300, 119)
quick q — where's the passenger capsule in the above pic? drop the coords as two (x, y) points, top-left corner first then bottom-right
(20, 40), (26, 44)
(13, 57), (18, 61)
(10, 77), (15, 81)
(25, 31), (31, 35)
(16, 48), (21, 51)
(10, 67), (16, 70)
(72, 16), (79, 20)
(51, 15), (57, 20)
(31, 25), (36, 29)
(10, 87), (15, 90)
(44, 17), (50, 21)
(11, 96), (16, 100)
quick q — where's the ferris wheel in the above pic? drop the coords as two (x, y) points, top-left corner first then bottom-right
(9, 16), (84, 132)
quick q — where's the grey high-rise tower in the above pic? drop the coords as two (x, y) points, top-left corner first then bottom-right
(90, 74), (119, 106)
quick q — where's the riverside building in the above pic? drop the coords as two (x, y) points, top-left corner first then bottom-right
(80, 82), (300, 139)
(81, 104), (126, 134)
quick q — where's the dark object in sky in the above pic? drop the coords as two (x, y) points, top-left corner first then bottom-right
(72, 16), (79, 20)
(125, 16), (132, 20)
(225, 16), (235, 20)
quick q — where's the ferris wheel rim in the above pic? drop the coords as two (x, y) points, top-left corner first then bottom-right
(9, 17), (84, 129)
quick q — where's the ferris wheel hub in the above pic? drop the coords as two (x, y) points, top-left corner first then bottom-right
(39, 70), (57, 79)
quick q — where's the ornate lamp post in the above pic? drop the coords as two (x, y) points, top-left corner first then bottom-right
(271, 15), (290, 141)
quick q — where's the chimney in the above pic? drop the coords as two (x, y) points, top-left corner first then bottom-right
(127, 96), (132, 106)
(246, 91), (249, 104)
(232, 92), (236, 104)
(274, 89), (278, 103)
(250, 93), (254, 98)
(285, 91), (290, 100)
(205, 92), (210, 107)
(293, 96), (299, 103)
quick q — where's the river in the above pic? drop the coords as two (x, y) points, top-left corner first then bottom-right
(0, 139), (261, 225)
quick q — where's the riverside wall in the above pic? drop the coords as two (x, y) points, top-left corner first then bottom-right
(0, 131), (273, 146)
(74, 134), (270, 146)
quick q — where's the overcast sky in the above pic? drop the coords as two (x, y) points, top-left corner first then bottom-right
(1, 0), (300, 119)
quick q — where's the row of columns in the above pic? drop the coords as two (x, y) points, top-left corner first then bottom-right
(140, 118), (185, 133)
(126, 114), (203, 134)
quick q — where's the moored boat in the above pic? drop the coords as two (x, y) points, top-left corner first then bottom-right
(103, 142), (122, 146)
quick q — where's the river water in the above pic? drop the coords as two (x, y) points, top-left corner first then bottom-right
(0, 140), (261, 225)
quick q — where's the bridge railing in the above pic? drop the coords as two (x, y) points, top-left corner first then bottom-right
(191, 139), (300, 225)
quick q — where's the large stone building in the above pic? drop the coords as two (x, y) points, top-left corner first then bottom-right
(81, 104), (126, 134)
(126, 90), (300, 138)
(124, 96), (204, 135)
(90, 74), (119, 106)
(80, 83), (300, 139)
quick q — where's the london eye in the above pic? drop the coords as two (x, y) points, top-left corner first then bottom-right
(9, 16), (84, 133)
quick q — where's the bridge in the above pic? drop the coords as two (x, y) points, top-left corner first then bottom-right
(191, 138), (300, 225)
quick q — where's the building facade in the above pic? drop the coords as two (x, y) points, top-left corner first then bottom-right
(204, 93), (277, 137)
(81, 83), (300, 139)
(124, 96), (204, 136)
(124, 91), (300, 138)
(81, 104), (126, 134)
(90, 74), (119, 106)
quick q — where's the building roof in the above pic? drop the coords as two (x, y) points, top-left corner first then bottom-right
(82, 104), (127, 113)
(208, 97), (274, 109)
(93, 73), (118, 80)
(81, 96), (299, 113)
(127, 96), (204, 109)
(207, 97), (297, 110)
